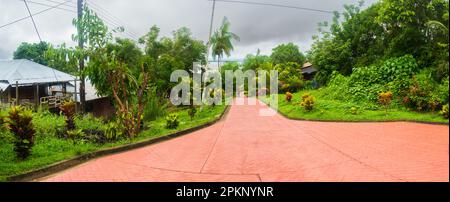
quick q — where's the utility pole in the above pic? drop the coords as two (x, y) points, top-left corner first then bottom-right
(205, 0), (216, 69)
(77, 0), (86, 113)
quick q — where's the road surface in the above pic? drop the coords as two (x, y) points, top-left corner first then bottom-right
(42, 98), (449, 182)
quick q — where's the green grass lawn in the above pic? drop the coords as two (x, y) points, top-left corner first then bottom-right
(0, 104), (227, 181)
(260, 89), (449, 124)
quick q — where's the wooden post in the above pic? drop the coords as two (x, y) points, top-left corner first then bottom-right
(74, 78), (78, 113)
(35, 83), (39, 111)
(7, 87), (11, 106)
(15, 81), (19, 106)
(78, 0), (86, 113)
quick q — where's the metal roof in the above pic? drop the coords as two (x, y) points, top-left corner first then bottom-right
(302, 66), (318, 74)
(0, 59), (75, 91)
(67, 80), (104, 101)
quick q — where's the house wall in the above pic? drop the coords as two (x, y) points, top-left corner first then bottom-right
(86, 97), (115, 119)
(303, 73), (316, 81)
(0, 83), (71, 106)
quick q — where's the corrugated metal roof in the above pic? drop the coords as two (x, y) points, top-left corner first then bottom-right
(67, 80), (104, 101)
(303, 62), (313, 68)
(0, 59), (75, 88)
(0, 82), (8, 92)
(302, 66), (318, 74)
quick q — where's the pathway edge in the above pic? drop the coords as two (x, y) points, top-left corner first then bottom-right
(7, 105), (231, 182)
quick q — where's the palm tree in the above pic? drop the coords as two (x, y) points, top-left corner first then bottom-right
(426, 20), (449, 47)
(210, 17), (240, 68)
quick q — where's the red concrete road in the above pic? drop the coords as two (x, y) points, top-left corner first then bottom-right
(41, 98), (449, 182)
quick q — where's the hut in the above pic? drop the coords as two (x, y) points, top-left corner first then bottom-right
(0, 59), (114, 118)
(301, 62), (318, 81)
(0, 59), (75, 108)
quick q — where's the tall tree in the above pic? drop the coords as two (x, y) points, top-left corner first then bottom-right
(87, 38), (151, 138)
(309, 0), (449, 85)
(13, 41), (50, 65)
(140, 25), (206, 97)
(270, 43), (306, 66)
(44, 43), (79, 74)
(242, 49), (270, 71)
(210, 17), (240, 67)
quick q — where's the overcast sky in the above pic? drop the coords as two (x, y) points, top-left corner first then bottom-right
(0, 0), (377, 60)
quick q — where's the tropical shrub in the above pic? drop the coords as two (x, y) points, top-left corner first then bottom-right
(275, 62), (304, 93)
(59, 101), (76, 131)
(104, 121), (124, 141)
(75, 114), (105, 131)
(377, 55), (418, 84)
(270, 43), (306, 65)
(165, 114), (179, 129)
(285, 92), (293, 102)
(66, 129), (85, 143)
(300, 93), (315, 111)
(404, 70), (443, 111)
(33, 108), (65, 139)
(378, 92), (393, 116)
(6, 106), (35, 159)
(0, 109), (7, 132)
(322, 72), (351, 101)
(188, 107), (197, 120)
(74, 114), (110, 144)
(0, 109), (12, 142)
(441, 104), (449, 119)
(144, 87), (167, 121)
(350, 107), (358, 115)
(323, 55), (420, 105)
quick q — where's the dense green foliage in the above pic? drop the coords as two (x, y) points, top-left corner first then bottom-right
(261, 90), (448, 123)
(165, 114), (180, 129)
(275, 62), (304, 93)
(140, 26), (207, 97)
(309, 0), (449, 85)
(59, 101), (76, 132)
(322, 56), (448, 113)
(270, 43), (306, 65)
(242, 50), (270, 71)
(13, 42), (50, 65)
(44, 43), (79, 74)
(305, 0), (449, 115)
(5, 107), (35, 160)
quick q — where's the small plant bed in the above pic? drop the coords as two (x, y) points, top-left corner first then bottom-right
(0, 104), (227, 181)
(260, 90), (449, 124)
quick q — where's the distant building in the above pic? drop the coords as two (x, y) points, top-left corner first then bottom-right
(0, 59), (75, 108)
(0, 59), (113, 117)
(301, 62), (318, 81)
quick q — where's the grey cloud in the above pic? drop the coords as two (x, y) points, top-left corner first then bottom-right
(0, 0), (378, 60)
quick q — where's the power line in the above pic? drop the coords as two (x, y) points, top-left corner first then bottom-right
(209, 0), (334, 14)
(17, 0), (77, 13)
(85, 0), (140, 39)
(4, 0), (138, 41)
(86, 0), (140, 36)
(87, 9), (140, 41)
(23, 0), (43, 42)
(206, 0), (216, 66)
(0, 0), (74, 29)
(44, 0), (76, 8)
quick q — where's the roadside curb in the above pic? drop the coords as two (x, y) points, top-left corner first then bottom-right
(259, 98), (449, 126)
(7, 105), (231, 182)
(277, 110), (449, 126)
